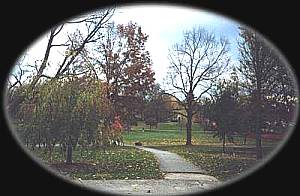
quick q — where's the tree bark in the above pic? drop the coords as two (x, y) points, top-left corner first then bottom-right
(222, 132), (226, 153)
(66, 143), (72, 164)
(256, 128), (263, 159)
(186, 91), (194, 146)
(186, 109), (192, 145)
(243, 134), (247, 145)
(66, 137), (73, 164)
(255, 86), (263, 160)
(255, 103), (263, 160)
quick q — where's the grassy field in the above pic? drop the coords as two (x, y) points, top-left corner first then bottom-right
(131, 121), (203, 132)
(34, 146), (163, 180)
(124, 122), (220, 145)
(123, 129), (221, 146)
(125, 122), (280, 147)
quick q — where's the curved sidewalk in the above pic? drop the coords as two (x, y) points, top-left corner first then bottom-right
(81, 146), (219, 195)
(80, 178), (219, 195)
(136, 146), (206, 174)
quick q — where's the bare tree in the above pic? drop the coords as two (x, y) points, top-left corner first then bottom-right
(166, 26), (230, 145)
(29, 8), (115, 89)
(6, 55), (31, 118)
(7, 55), (28, 91)
(6, 8), (115, 121)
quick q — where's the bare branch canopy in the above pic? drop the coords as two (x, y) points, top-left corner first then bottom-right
(166, 26), (230, 145)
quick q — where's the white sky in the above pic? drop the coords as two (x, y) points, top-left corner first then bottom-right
(16, 4), (241, 84)
(112, 5), (240, 82)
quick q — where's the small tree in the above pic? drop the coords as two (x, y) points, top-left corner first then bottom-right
(212, 77), (239, 153)
(144, 85), (171, 129)
(12, 76), (105, 163)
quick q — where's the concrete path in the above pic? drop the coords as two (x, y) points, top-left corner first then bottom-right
(79, 146), (219, 195)
(79, 178), (219, 195)
(135, 146), (206, 174)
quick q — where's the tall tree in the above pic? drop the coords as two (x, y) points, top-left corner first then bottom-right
(92, 22), (155, 127)
(166, 26), (230, 145)
(238, 26), (297, 159)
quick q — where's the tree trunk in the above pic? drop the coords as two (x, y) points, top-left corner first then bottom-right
(186, 92), (194, 146)
(255, 87), (263, 160)
(38, 129), (41, 148)
(256, 128), (263, 159)
(66, 143), (73, 164)
(48, 144), (53, 163)
(243, 134), (247, 145)
(66, 137), (73, 164)
(222, 132), (226, 153)
(186, 111), (192, 145)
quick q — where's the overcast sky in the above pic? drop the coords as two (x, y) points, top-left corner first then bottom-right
(17, 4), (241, 84)
(112, 5), (240, 82)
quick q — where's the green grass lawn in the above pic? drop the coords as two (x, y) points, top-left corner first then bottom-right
(131, 121), (203, 132)
(123, 129), (222, 145)
(34, 146), (163, 180)
(124, 121), (221, 145)
(125, 121), (281, 147)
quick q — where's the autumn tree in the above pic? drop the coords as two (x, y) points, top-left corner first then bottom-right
(90, 22), (155, 128)
(238, 26), (298, 159)
(166, 26), (230, 145)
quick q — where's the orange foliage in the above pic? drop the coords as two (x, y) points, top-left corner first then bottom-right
(112, 115), (123, 130)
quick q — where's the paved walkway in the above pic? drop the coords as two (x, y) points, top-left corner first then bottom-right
(79, 178), (218, 195)
(135, 146), (206, 174)
(79, 146), (219, 195)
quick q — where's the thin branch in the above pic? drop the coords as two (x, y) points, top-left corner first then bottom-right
(195, 83), (213, 102)
(53, 24), (64, 37)
(50, 43), (70, 48)
(40, 74), (52, 79)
